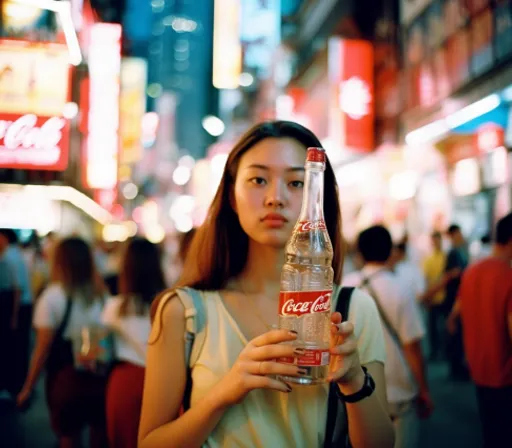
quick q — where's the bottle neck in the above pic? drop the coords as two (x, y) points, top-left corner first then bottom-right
(298, 162), (325, 222)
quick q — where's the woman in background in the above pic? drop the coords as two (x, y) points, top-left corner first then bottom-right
(102, 237), (166, 448)
(17, 237), (109, 448)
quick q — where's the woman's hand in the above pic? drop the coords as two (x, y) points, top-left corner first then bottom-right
(328, 312), (363, 387)
(216, 329), (305, 407)
(16, 385), (33, 410)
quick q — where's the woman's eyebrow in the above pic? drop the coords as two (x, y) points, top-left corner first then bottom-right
(245, 164), (304, 172)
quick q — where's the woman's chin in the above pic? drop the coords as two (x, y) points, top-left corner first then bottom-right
(252, 232), (289, 249)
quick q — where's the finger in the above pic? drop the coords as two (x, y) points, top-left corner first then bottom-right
(245, 375), (292, 393)
(250, 329), (298, 348)
(330, 339), (357, 356)
(330, 321), (355, 337)
(248, 360), (307, 378)
(331, 312), (342, 324)
(250, 344), (305, 361)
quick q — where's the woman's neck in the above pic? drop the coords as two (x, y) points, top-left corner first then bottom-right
(236, 240), (284, 298)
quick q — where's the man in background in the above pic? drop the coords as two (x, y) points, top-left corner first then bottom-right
(444, 224), (469, 380)
(0, 230), (17, 400)
(344, 225), (432, 448)
(447, 213), (512, 447)
(422, 232), (448, 361)
(0, 229), (33, 394)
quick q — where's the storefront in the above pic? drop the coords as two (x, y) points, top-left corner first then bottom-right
(399, 0), (512, 244)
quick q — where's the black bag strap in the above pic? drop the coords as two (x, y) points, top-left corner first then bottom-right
(360, 276), (402, 350)
(324, 286), (355, 448)
(56, 296), (73, 339)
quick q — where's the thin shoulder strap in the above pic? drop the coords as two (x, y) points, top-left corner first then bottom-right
(170, 287), (207, 412)
(174, 287), (207, 367)
(324, 286), (355, 448)
(360, 277), (402, 349)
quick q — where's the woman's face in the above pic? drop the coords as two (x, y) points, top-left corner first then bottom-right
(233, 137), (306, 248)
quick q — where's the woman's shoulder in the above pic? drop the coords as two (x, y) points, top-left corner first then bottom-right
(39, 283), (66, 304)
(148, 289), (186, 344)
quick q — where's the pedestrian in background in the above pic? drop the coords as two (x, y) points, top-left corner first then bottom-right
(447, 212), (512, 448)
(102, 237), (166, 448)
(345, 225), (433, 448)
(0, 229), (33, 394)
(17, 237), (110, 448)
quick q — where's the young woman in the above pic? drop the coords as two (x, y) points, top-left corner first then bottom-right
(102, 237), (166, 448)
(17, 237), (109, 448)
(139, 121), (395, 448)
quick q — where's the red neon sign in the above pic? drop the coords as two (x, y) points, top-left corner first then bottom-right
(0, 112), (70, 170)
(329, 39), (375, 152)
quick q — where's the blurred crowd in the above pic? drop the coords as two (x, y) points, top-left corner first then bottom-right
(0, 210), (510, 448)
(0, 229), (195, 448)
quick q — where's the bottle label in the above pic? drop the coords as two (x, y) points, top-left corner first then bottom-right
(278, 290), (332, 317)
(280, 348), (330, 367)
(297, 220), (327, 233)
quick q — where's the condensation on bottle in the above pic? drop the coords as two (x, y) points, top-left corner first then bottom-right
(278, 147), (334, 386)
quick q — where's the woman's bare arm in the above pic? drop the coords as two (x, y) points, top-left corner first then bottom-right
(138, 296), (229, 448)
(342, 362), (394, 448)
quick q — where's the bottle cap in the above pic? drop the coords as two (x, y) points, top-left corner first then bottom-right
(306, 147), (326, 163)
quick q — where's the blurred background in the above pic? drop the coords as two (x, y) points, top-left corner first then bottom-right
(0, 0), (510, 253)
(0, 0), (511, 446)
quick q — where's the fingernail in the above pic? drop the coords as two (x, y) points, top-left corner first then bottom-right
(293, 348), (306, 355)
(288, 330), (298, 336)
(298, 368), (308, 375)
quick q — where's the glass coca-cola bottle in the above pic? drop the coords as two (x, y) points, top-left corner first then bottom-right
(278, 147), (334, 385)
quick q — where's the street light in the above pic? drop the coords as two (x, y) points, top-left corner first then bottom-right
(202, 115), (225, 137)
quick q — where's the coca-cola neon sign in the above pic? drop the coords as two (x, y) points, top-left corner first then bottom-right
(0, 112), (70, 171)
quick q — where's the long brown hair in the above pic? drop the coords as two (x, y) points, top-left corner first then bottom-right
(152, 121), (344, 320)
(51, 237), (105, 306)
(118, 237), (166, 317)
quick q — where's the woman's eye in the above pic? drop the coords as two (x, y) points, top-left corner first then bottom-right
(249, 177), (266, 185)
(289, 180), (304, 188)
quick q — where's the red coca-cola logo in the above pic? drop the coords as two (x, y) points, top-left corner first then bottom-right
(297, 220), (327, 233)
(0, 114), (66, 151)
(279, 290), (332, 317)
(0, 113), (70, 171)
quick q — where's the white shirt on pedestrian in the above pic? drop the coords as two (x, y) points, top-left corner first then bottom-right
(101, 296), (150, 367)
(344, 264), (425, 404)
(395, 260), (426, 304)
(33, 283), (105, 340)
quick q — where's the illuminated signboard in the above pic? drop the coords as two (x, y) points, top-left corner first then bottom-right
(84, 23), (121, 190)
(212, 0), (242, 89)
(119, 57), (147, 165)
(328, 38), (375, 152)
(0, 40), (70, 117)
(0, 112), (70, 170)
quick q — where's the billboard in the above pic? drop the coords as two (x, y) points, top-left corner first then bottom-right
(0, 112), (70, 170)
(0, 39), (70, 117)
(212, 0), (242, 89)
(328, 38), (375, 152)
(84, 23), (122, 190)
(119, 57), (147, 165)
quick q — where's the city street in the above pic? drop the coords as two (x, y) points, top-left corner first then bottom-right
(0, 360), (482, 448)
